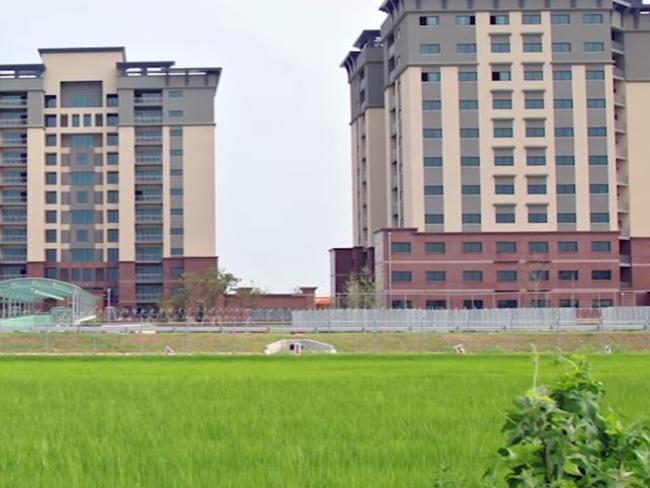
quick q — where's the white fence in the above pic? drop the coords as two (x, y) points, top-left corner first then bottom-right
(292, 307), (650, 333)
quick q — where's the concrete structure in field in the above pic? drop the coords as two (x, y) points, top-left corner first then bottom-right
(334, 0), (650, 309)
(0, 47), (221, 309)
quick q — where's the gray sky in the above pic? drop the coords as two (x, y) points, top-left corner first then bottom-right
(1, 0), (385, 295)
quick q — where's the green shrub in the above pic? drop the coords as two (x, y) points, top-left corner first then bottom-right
(484, 356), (650, 487)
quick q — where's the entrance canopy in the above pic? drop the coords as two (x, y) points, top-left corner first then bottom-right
(0, 278), (98, 326)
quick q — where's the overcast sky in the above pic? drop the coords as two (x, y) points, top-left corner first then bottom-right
(1, 0), (386, 294)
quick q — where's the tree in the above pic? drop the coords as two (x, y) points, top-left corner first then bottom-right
(344, 271), (378, 309)
(483, 356), (650, 487)
(170, 267), (240, 312)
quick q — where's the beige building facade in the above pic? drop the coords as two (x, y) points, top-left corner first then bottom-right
(0, 47), (221, 308)
(335, 0), (650, 308)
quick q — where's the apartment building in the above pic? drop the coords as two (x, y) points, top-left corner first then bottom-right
(335, 0), (650, 308)
(0, 47), (220, 308)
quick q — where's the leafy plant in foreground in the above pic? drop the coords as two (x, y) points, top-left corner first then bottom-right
(483, 356), (650, 487)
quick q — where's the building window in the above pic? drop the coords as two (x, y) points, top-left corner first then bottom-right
(584, 42), (604, 52)
(524, 70), (543, 81)
(527, 156), (546, 166)
(529, 241), (549, 253)
(528, 210), (548, 223)
(591, 213), (610, 224)
(496, 212), (516, 224)
(45, 191), (57, 204)
(45, 115), (57, 127)
(586, 70), (605, 80)
(424, 157), (443, 167)
(391, 242), (412, 254)
(170, 149), (183, 157)
(459, 100), (478, 110)
(107, 153), (119, 165)
(426, 242), (445, 254)
(426, 271), (446, 283)
(46, 135), (57, 147)
(456, 15), (476, 26)
(555, 127), (574, 137)
(525, 98), (544, 109)
(71, 210), (95, 224)
(46, 153), (57, 166)
(593, 299), (613, 309)
(559, 271), (579, 282)
(107, 191), (119, 204)
(592, 241), (612, 253)
(106, 94), (118, 107)
(107, 114), (119, 126)
(425, 214), (444, 225)
(458, 71), (478, 82)
(168, 90), (184, 98)
(169, 110), (184, 117)
(492, 70), (511, 81)
(423, 100), (441, 110)
(76, 230), (88, 243)
(457, 43), (477, 54)
(553, 70), (572, 81)
(552, 43), (572, 53)
(530, 270), (550, 281)
(493, 99), (512, 110)
(588, 127), (607, 137)
(463, 271), (483, 282)
(557, 184), (576, 194)
(171, 267), (185, 278)
(423, 129), (442, 139)
(522, 13), (541, 24)
(551, 14), (571, 25)
(72, 115), (80, 127)
(491, 42), (511, 53)
(45, 95), (57, 108)
(460, 157), (480, 167)
(590, 184), (609, 194)
(497, 271), (517, 282)
(426, 300), (447, 310)
(460, 128), (479, 138)
(45, 172), (57, 185)
(70, 249), (96, 263)
(494, 127), (513, 138)
(391, 271), (412, 283)
(463, 300), (484, 310)
(45, 229), (57, 243)
(419, 44), (441, 55)
(107, 171), (119, 184)
(83, 114), (92, 127)
(107, 249), (119, 263)
(76, 191), (88, 204)
(494, 156), (514, 167)
(421, 72), (441, 82)
(592, 270), (612, 281)
(424, 185), (443, 196)
(462, 214), (481, 224)
(462, 242), (483, 253)
(462, 185), (481, 195)
(170, 168), (184, 176)
(589, 155), (608, 166)
(171, 228), (183, 236)
(556, 156), (575, 166)
(45, 210), (57, 224)
(523, 42), (542, 53)
(583, 13), (603, 24)
(558, 241), (578, 253)
(107, 210), (119, 223)
(496, 242), (516, 253)
(95, 114), (103, 127)
(107, 229), (119, 243)
(526, 127), (545, 138)
(490, 14), (509, 25)
(558, 213), (577, 224)
(70, 171), (94, 186)
(45, 249), (57, 263)
(554, 99), (573, 109)
(528, 182), (547, 195)
(587, 98), (606, 109)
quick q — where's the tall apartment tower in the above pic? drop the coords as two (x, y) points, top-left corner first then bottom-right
(0, 47), (221, 309)
(334, 0), (650, 308)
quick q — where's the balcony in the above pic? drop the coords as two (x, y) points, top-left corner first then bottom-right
(135, 136), (163, 145)
(613, 66), (625, 79)
(0, 235), (26, 244)
(135, 174), (163, 184)
(1, 196), (27, 204)
(0, 118), (27, 127)
(135, 253), (163, 262)
(0, 215), (26, 224)
(0, 99), (27, 108)
(135, 273), (164, 283)
(134, 114), (163, 124)
(135, 154), (163, 164)
(620, 255), (632, 266)
(135, 194), (163, 203)
(0, 157), (26, 166)
(134, 96), (163, 106)
(135, 213), (163, 223)
(0, 254), (27, 263)
(612, 39), (624, 54)
(136, 233), (163, 243)
(0, 176), (26, 185)
(0, 137), (27, 147)
(615, 120), (627, 133)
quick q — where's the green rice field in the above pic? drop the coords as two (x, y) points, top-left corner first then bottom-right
(0, 355), (648, 487)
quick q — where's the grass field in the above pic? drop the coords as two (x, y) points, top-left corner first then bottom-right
(0, 355), (648, 487)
